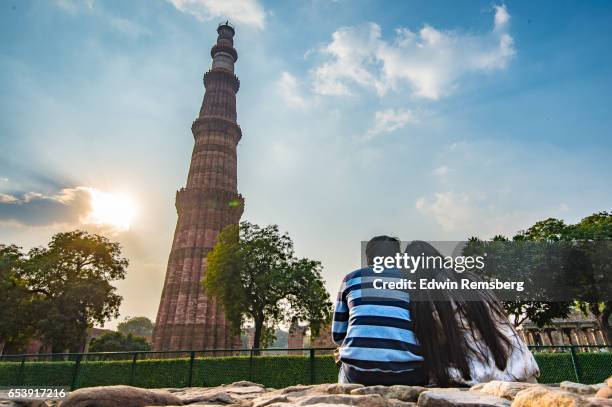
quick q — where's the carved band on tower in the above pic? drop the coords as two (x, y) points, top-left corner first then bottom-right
(152, 23), (243, 351)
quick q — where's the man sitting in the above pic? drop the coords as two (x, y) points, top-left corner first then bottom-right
(332, 236), (426, 385)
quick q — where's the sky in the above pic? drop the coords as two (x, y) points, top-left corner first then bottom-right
(1, 0), (611, 329)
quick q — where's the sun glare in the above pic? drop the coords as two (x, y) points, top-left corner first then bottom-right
(86, 189), (138, 232)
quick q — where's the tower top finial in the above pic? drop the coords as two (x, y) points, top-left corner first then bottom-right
(211, 20), (238, 72)
(217, 21), (235, 36)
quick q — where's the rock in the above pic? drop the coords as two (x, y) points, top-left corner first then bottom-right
(511, 386), (595, 407)
(267, 384), (343, 399)
(22, 380), (609, 407)
(60, 385), (182, 407)
(469, 381), (539, 400)
(350, 385), (426, 402)
(276, 385), (314, 396)
(387, 399), (417, 407)
(273, 393), (389, 406)
(561, 381), (600, 395)
(252, 395), (290, 407)
(596, 386), (612, 399)
(470, 384), (485, 392)
(178, 390), (237, 404)
(324, 384), (363, 394)
(170, 382), (266, 405)
(230, 381), (263, 387)
(586, 397), (612, 407)
(417, 389), (510, 406)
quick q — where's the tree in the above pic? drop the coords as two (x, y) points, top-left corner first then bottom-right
(117, 316), (154, 338)
(465, 212), (612, 342)
(204, 222), (332, 352)
(566, 212), (612, 343)
(463, 236), (573, 327)
(89, 331), (150, 352)
(23, 231), (128, 352)
(0, 245), (40, 353)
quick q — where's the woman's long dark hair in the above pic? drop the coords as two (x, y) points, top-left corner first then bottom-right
(405, 241), (512, 386)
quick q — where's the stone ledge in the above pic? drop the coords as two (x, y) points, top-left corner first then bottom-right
(2, 377), (610, 407)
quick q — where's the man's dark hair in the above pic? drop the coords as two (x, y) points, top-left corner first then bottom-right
(365, 235), (400, 266)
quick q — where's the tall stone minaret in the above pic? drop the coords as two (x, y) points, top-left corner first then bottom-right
(152, 22), (244, 351)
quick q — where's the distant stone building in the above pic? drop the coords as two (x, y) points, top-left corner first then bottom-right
(288, 319), (307, 354)
(152, 22), (244, 351)
(1, 327), (113, 356)
(310, 312), (608, 353)
(517, 311), (608, 349)
(309, 322), (335, 355)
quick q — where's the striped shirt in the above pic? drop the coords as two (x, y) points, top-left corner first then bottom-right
(332, 266), (423, 374)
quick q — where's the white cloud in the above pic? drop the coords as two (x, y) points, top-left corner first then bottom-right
(0, 186), (134, 233)
(433, 165), (451, 177)
(107, 16), (150, 38)
(0, 187), (92, 227)
(494, 4), (510, 31)
(53, 0), (95, 14)
(167, 0), (266, 29)
(53, 0), (148, 38)
(416, 192), (473, 231)
(414, 189), (572, 239)
(311, 5), (514, 100)
(0, 194), (18, 204)
(277, 72), (307, 108)
(366, 108), (416, 138)
(313, 23), (381, 96)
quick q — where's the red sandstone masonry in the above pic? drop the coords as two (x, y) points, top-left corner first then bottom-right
(152, 23), (243, 352)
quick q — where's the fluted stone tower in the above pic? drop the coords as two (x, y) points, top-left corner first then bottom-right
(152, 23), (243, 351)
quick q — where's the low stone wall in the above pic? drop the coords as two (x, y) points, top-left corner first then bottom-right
(2, 377), (611, 406)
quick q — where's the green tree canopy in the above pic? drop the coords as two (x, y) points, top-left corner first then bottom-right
(1, 231), (128, 353)
(0, 245), (40, 353)
(117, 316), (154, 338)
(466, 211), (611, 343)
(204, 222), (332, 351)
(89, 331), (150, 352)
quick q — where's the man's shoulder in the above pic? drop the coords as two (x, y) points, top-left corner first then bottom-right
(343, 266), (404, 281)
(343, 267), (373, 282)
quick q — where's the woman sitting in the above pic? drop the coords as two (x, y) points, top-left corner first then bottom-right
(405, 241), (539, 386)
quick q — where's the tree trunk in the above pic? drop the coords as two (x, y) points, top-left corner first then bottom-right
(597, 301), (612, 345)
(252, 315), (264, 356)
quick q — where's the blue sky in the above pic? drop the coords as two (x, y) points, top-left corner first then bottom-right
(1, 0), (611, 327)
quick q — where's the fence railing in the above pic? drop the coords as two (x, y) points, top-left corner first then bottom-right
(0, 345), (609, 390)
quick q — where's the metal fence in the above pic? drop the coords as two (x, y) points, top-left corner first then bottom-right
(0, 346), (609, 390)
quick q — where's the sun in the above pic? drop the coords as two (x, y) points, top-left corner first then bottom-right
(86, 189), (138, 232)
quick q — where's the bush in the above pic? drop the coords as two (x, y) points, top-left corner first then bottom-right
(574, 352), (612, 384)
(532, 352), (612, 384)
(0, 351), (610, 388)
(533, 353), (577, 383)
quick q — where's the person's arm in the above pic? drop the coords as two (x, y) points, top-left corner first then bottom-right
(331, 277), (349, 346)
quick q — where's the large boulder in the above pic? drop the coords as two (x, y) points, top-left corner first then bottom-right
(168, 381), (266, 405)
(266, 393), (389, 406)
(469, 381), (539, 400)
(595, 386), (612, 400)
(12, 379), (610, 407)
(511, 386), (601, 407)
(60, 385), (181, 407)
(351, 385), (426, 402)
(561, 381), (601, 395)
(417, 389), (510, 406)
